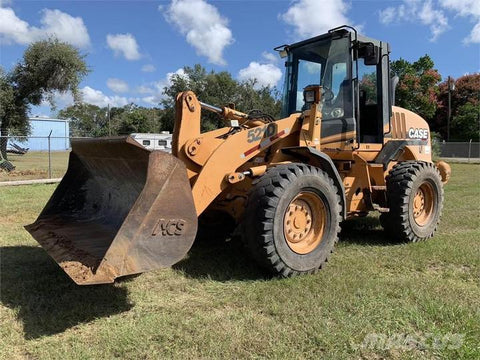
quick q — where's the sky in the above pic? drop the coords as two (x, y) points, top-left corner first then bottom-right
(0, 0), (479, 116)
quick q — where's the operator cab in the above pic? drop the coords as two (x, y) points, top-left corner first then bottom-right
(277, 26), (392, 147)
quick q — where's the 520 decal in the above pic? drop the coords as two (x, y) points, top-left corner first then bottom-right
(247, 123), (278, 143)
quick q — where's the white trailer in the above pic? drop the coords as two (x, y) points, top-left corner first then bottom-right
(130, 132), (172, 152)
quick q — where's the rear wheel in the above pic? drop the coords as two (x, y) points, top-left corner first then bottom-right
(382, 161), (444, 242)
(242, 164), (341, 277)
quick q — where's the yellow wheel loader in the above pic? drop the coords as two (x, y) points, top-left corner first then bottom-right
(26, 26), (451, 285)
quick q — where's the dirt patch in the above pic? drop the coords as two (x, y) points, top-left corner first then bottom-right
(0, 169), (48, 182)
(1, 169), (46, 176)
(60, 261), (96, 284)
(25, 218), (100, 284)
(425, 263), (472, 275)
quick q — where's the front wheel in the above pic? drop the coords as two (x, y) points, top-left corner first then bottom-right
(382, 161), (444, 242)
(242, 164), (342, 277)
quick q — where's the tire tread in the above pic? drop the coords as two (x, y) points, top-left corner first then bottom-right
(242, 164), (342, 277)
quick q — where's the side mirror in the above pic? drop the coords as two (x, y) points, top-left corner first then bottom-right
(363, 43), (380, 66)
(274, 44), (289, 59)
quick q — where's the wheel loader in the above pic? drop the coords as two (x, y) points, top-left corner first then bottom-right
(26, 26), (451, 285)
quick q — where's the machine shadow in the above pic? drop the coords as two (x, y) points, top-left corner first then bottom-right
(0, 246), (132, 339)
(175, 216), (400, 281)
(339, 216), (400, 246)
(173, 235), (269, 282)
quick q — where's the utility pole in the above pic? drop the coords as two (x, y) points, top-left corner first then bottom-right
(447, 76), (455, 142)
(107, 104), (111, 136)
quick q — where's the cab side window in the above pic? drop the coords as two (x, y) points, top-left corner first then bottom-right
(357, 52), (381, 143)
(358, 61), (378, 105)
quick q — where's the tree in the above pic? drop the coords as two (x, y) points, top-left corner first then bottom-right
(435, 73), (480, 141)
(390, 55), (441, 124)
(58, 103), (109, 137)
(58, 103), (164, 137)
(359, 72), (377, 105)
(0, 38), (88, 170)
(160, 64), (282, 132)
(451, 102), (480, 141)
(114, 105), (163, 135)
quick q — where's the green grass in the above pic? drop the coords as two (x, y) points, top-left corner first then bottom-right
(0, 151), (70, 182)
(1, 163), (479, 359)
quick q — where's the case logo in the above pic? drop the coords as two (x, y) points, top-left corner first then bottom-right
(408, 128), (429, 140)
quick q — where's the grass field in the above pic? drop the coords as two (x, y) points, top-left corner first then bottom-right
(0, 152), (69, 182)
(0, 163), (479, 359)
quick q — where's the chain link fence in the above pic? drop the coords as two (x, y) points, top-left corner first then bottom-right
(0, 133), (175, 184)
(437, 141), (480, 161)
(0, 135), (85, 183)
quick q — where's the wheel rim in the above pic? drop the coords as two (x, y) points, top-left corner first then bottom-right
(283, 191), (326, 254)
(412, 181), (435, 226)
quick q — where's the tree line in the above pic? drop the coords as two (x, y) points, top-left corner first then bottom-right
(390, 55), (479, 142)
(59, 64), (282, 137)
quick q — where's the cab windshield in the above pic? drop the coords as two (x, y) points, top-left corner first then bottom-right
(282, 36), (352, 120)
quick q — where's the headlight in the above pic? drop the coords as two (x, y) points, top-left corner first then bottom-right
(304, 90), (315, 104)
(302, 85), (321, 107)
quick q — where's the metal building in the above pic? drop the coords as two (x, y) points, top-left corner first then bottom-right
(9, 117), (70, 151)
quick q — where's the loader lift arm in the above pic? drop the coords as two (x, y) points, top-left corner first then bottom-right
(172, 91), (302, 215)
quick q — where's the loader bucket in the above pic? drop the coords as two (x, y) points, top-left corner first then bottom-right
(25, 136), (198, 285)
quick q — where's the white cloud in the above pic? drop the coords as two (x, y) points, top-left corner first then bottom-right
(80, 86), (129, 107)
(151, 68), (186, 101)
(141, 64), (156, 72)
(106, 33), (141, 60)
(238, 62), (282, 89)
(106, 78), (129, 93)
(379, 7), (396, 25)
(40, 90), (74, 109)
(280, 0), (353, 39)
(439, 0), (480, 17)
(134, 68), (186, 105)
(440, 0), (480, 43)
(141, 96), (159, 106)
(43, 86), (146, 109)
(419, 0), (449, 41)
(380, 0), (480, 43)
(0, 7), (31, 44)
(464, 21), (480, 43)
(379, 0), (449, 41)
(0, 7), (90, 47)
(262, 51), (279, 63)
(33, 9), (91, 48)
(162, 0), (233, 65)
(136, 85), (155, 94)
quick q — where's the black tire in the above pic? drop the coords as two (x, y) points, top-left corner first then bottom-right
(241, 164), (342, 277)
(382, 161), (444, 242)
